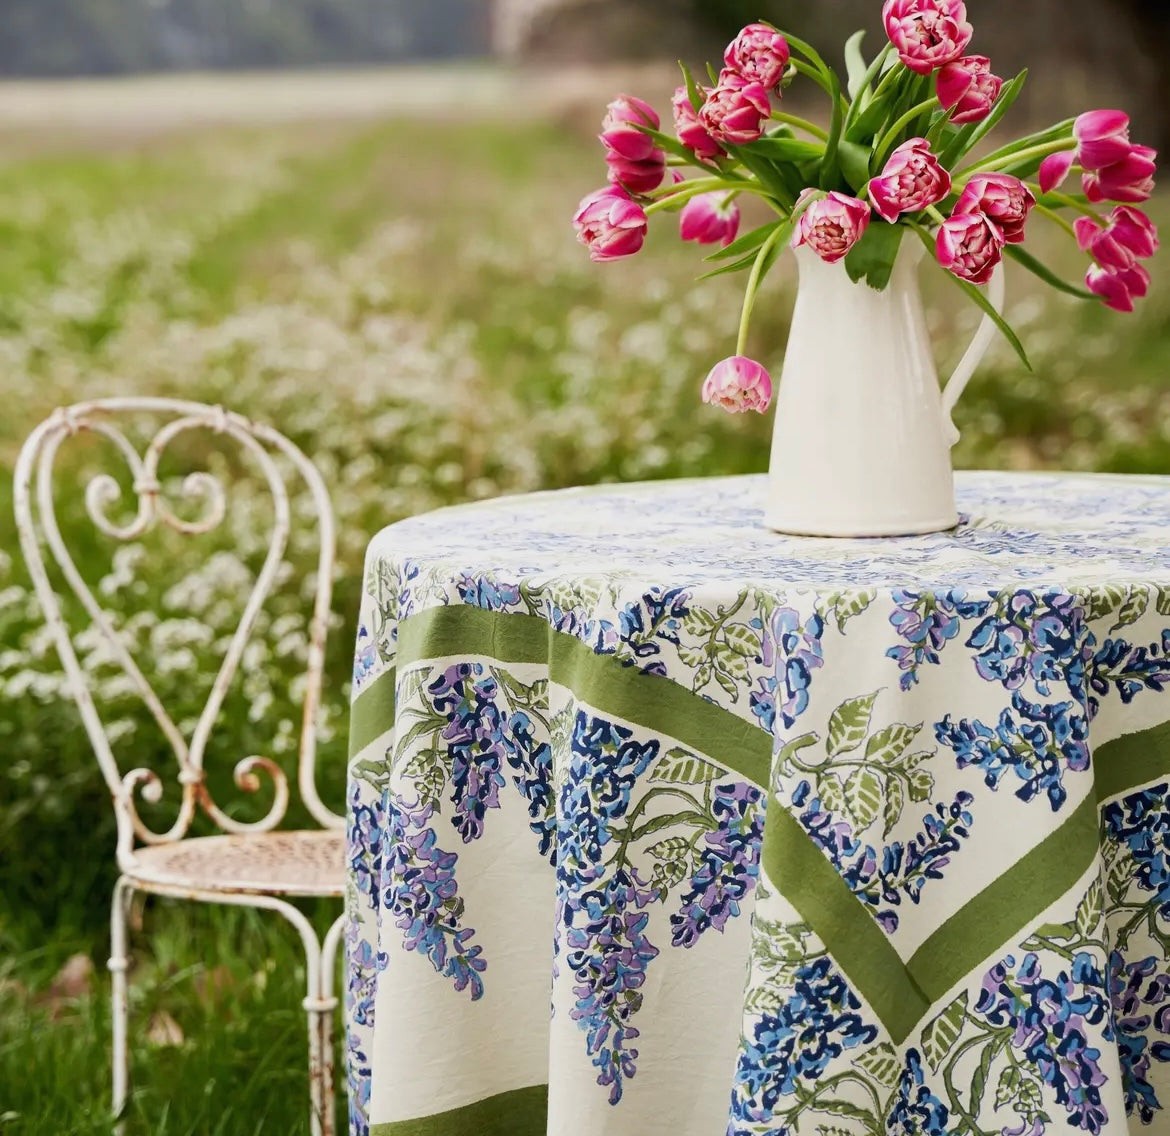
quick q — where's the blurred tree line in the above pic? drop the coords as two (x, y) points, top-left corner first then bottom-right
(0, 0), (486, 75)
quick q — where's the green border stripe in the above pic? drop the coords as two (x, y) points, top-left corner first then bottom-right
(766, 801), (931, 1041)
(360, 604), (772, 788)
(907, 789), (1100, 1002)
(370, 1083), (548, 1136)
(1093, 719), (1170, 802)
(350, 668), (397, 757)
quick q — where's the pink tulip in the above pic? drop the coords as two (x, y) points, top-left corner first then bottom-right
(1086, 262), (1150, 312)
(573, 186), (648, 263)
(1083, 146), (1157, 204)
(792, 191), (872, 263)
(679, 193), (741, 247)
(1038, 150), (1075, 195)
(936, 55), (1003, 125)
(701, 356), (773, 414)
(953, 174), (1035, 244)
(699, 72), (772, 146)
(672, 85), (724, 161)
(1073, 110), (1135, 170)
(1074, 206), (1159, 269)
(600, 94), (665, 195)
(936, 213), (1004, 284)
(882, 0), (973, 75)
(723, 23), (791, 91)
(868, 137), (952, 223)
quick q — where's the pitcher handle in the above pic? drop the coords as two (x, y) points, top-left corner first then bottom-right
(940, 265), (1006, 446)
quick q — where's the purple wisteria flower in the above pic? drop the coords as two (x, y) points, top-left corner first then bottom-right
(936, 690), (1090, 811)
(792, 780), (974, 931)
(348, 780), (384, 907)
(381, 793), (486, 999)
(886, 587), (991, 690)
(556, 711), (661, 1102)
(617, 586), (693, 675)
(1090, 630), (1170, 714)
(884, 1049), (950, 1135)
(455, 570), (522, 611)
(671, 780), (764, 947)
(728, 956), (878, 1126)
(1109, 952), (1170, 1123)
(751, 606), (824, 730)
(501, 708), (556, 859)
(1102, 783), (1170, 913)
(428, 664), (509, 842)
(975, 951), (1113, 1133)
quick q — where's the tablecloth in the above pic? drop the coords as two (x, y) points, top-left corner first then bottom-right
(345, 471), (1170, 1136)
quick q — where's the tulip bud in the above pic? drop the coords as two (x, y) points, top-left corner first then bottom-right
(953, 174), (1035, 244)
(882, 0), (973, 75)
(792, 191), (873, 263)
(936, 213), (1004, 284)
(599, 94), (665, 195)
(671, 85), (724, 162)
(573, 186), (649, 263)
(936, 56), (1003, 125)
(1086, 262), (1150, 312)
(701, 356), (773, 414)
(868, 138), (952, 224)
(723, 23), (791, 91)
(699, 73), (772, 146)
(679, 193), (741, 248)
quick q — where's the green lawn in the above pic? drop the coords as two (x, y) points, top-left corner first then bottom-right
(0, 94), (1166, 1134)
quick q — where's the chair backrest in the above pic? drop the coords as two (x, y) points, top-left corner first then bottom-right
(13, 398), (344, 866)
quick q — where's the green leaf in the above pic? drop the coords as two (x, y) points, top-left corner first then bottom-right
(725, 146), (795, 211)
(838, 140), (873, 193)
(970, 1037), (1000, 1116)
(676, 644), (706, 668)
(866, 722), (921, 765)
(827, 691), (879, 757)
(748, 136), (825, 163)
(882, 775), (905, 839)
(1157, 587), (1170, 618)
(1075, 876), (1104, 936)
(723, 623), (762, 658)
(820, 65), (845, 190)
(921, 992), (968, 1071)
(995, 1065), (1022, 1110)
(843, 221), (905, 290)
(843, 30), (869, 101)
(908, 768), (935, 803)
(647, 836), (691, 862)
(706, 220), (781, 262)
(818, 775), (847, 817)
(679, 59), (704, 113)
(1112, 587), (1150, 631)
(1002, 245), (1095, 301)
(697, 251), (766, 281)
(1081, 583), (1127, 623)
(919, 229), (1032, 371)
(712, 642), (750, 684)
(846, 92), (896, 145)
(834, 588), (877, 632)
(682, 608), (719, 634)
(714, 668), (739, 698)
(706, 61), (720, 87)
(649, 746), (724, 785)
(855, 1042), (901, 1087)
(844, 767), (884, 831)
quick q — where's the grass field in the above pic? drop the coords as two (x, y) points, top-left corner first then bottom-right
(0, 69), (1167, 1134)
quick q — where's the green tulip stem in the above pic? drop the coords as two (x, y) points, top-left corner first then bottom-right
(643, 178), (752, 216)
(872, 98), (942, 170)
(1038, 189), (1099, 218)
(1035, 203), (1078, 240)
(735, 223), (789, 357)
(960, 138), (1073, 176)
(769, 111), (829, 141)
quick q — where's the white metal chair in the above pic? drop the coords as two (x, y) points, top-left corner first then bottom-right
(13, 398), (347, 1136)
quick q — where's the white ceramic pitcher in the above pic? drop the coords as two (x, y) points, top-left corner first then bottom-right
(764, 240), (1005, 537)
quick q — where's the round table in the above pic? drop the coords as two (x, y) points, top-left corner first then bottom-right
(344, 471), (1170, 1136)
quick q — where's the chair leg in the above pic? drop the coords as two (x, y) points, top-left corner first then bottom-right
(313, 913), (346, 1136)
(109, 878), (134, 1133)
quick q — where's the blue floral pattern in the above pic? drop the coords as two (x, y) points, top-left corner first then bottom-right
(345, 471), (1170, 1136)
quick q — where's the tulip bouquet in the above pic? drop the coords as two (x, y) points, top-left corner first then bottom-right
(572, 1), (1159, 414)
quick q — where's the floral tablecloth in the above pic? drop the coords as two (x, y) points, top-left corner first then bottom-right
(345, 471), (1170, 1136)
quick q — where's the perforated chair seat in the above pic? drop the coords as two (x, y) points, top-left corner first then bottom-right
(125, 829), (345, 898)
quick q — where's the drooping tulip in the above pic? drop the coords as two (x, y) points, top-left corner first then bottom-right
(1038, 110), (1157, 203)
(882, 0), (973, 75)
(699, 73), (772, 146)
(868, 138), (952, 224)
(600, 94), (665, 195)
(792, 191), (872, 263)
(723, 23), (791, 91)
(936, 213), (1004, 284)
(679, 193), (741, 248)
(953, 174), (1035, 244)
(701, 356), (773, 414)
(936, 55), (1003, 125)
(1083, 147), (1157, 205)
(573, 186), (649, 263)
(1086, 262), (1150, 312)
(1074, 207), (1158, 269)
